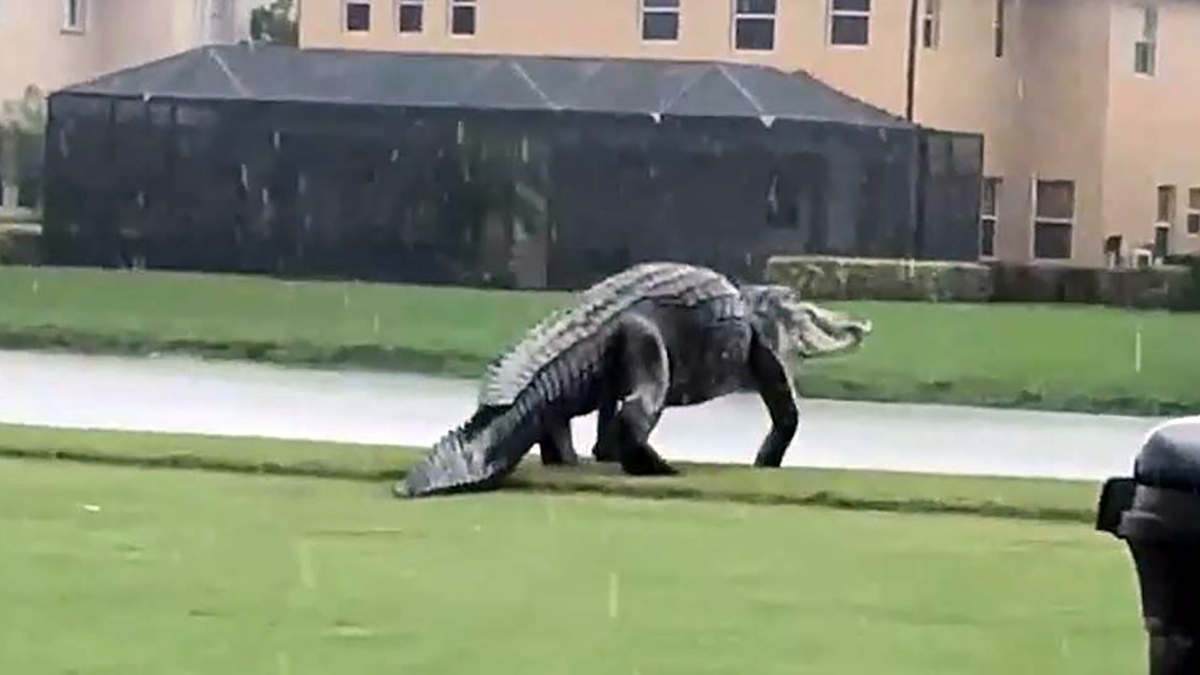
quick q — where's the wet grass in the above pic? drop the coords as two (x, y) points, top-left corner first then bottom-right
(1, 265), (1198, 415)
(0, 424), (1104, 524)
(0, 458), (1143, 674)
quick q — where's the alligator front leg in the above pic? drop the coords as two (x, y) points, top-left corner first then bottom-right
(747, 327), (799, 468)
(607, 314), (677, 476)
(539, 418), (578, 466)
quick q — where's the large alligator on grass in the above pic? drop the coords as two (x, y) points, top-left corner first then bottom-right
(396, 262), (872, 498)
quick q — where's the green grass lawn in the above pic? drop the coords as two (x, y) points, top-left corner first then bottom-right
(0, 424), (1103, 523)
(1, 265), (1198, 415)
(0, 458), (1144, 674)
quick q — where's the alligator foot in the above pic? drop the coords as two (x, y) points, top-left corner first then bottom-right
(620, 442), (678, 476)
(607, 416), (676, 476)
(591, 433), (621, 463)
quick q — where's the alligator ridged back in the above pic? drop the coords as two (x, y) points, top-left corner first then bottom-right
(478, 262), (740, 406)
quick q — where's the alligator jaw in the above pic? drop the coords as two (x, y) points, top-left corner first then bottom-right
(792, 302), (872, 358)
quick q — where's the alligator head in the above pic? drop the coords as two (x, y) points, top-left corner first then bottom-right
(743, 285), (872, 359)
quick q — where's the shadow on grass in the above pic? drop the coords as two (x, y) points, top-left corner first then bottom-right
(0, 437), (1100, 526)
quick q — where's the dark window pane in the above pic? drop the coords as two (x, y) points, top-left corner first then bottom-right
(1154, 225), (1170, 257)
(737, 0), (776, 13)
(833, 0), (870, 11)
(981, 179), (998, 216)
(923, 0), (939, 48)
(994, 0), (1005, 57)
(451, 5), (475, 34)
(346, 2), (370, 31)
(399, 4), (423, 32)
(980, 220), (995, 257)
(644, 0), (679, 7)
(1157, 186), (1175, 222)
(1188, 213), (1200, 234)
(1034, 222), (1073, 259)
(1036, 180), (1074, 219)
(643, 12), (678, 40)
(1190, 188), (1200, 210)
(736, 18), (774, 50)
(1135, 42), (1155, 74)
(831, 16), (869, 45)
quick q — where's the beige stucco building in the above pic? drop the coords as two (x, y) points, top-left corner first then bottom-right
(299, 0), (1200, 266)
(0, 0), (257, 102)
(1, 0), (260, 210)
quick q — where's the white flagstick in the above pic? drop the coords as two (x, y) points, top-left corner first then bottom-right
(1135, 321), (1143, 375)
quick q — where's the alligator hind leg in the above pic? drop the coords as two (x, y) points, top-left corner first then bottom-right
(609, 314), (676, 477)
(591, 392), (619, 463)
(539, 418), (578, 466)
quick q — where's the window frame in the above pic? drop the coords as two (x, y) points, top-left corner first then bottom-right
(343, 0), (372, 33)
(1032, 178), (1076, 261)
(449, 0), (477, 37)
(829, 0), (872, 48)
(1134, 4), (1157, 76)
(980, 177), (1001, 259)
(395, 0), (424, 34)
(993, 0), (1006, 58)
(732, 0), (777, 53)
(1156, 184), (1176, 227)
(922, 0), (940, 50)
(641, 0), (681, 42)
(1187, 188), (1200, 236)
(62, 0), (87, 34)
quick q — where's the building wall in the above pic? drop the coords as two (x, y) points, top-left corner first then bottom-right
(1009, 0), (1114, 267)
(1103, 0), (1200, 260)
(0, 0), (105, 101)
(0, 0), (256, 101)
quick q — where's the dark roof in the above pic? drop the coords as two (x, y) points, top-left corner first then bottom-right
(56, 43), (912, 129)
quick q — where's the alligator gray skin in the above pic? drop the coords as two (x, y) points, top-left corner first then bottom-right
(395, 262), (871, 499)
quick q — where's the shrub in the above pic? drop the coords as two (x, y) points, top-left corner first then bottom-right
(765, 255), (993, 302)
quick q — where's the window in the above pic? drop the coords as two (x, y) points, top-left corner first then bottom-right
(734, 0), (775, 51)
(397, 0), (423, 33)
(1188, 188), (1200, 235)
(1033, 179), (1075, 260)
(62, 0), (87, 32)
(980, 177), (1001, 258)
(830, 0), (870, 46)
(994, 0), (1006, 58)
(642, 0), (680, 41)
(1156, 185), (1175, 225)
(344, 1), (370, 32)
(450, 0), (476, 36)
(1135, 5), (1157, 75)
(922, 0), (940, 49)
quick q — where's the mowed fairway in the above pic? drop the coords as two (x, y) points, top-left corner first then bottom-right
(0, 459), (1144, 674)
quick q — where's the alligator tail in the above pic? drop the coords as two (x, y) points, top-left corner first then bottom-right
(395, 397), (543, 498)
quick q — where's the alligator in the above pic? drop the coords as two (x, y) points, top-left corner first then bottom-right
(395, 261), (872, 499)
